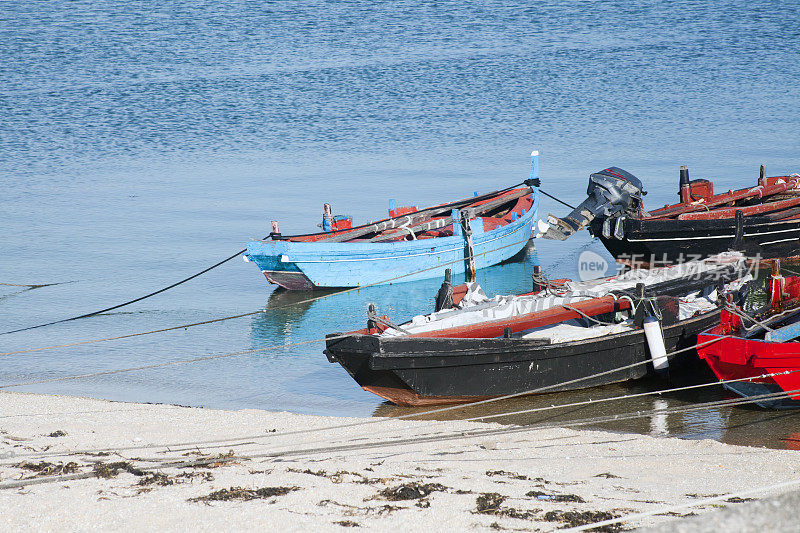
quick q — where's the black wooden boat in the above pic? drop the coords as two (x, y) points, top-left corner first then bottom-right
(324, 258), (749, 406)
(542, 165), (800, 264)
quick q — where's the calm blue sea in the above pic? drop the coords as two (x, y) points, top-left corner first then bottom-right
(2, 1), (799, 444)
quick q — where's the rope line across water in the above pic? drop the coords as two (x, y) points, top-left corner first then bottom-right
(0, 234), (535, 357)
(0, 335), (731, 462)
(0, 249), (248, 336)
(0, 335), (348, 390)
(2, 180), (572, 337)
(539, 188), (576, 210)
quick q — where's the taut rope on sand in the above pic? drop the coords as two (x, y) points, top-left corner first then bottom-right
(3, 352), (796, 464)
(2, 386), (800, 491)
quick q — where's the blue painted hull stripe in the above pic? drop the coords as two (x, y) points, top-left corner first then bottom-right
(285, 223), (528, 263)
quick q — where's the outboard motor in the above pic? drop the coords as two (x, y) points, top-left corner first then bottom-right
(542, 167), (644, 240)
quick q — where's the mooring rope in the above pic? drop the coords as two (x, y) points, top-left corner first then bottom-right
(0, 405), (185, 420)
(558, 303), (619, 326)
(188, 385), (800, 461)
(0, 233), (536, 357)
(1, 180), (568, 337)
(2, 385), (799, 491)
(0, 282), (68, 288)
(0, 249), (248, 336)
(0, 334), (729, 463)
(5, 365), (797, 465)
(462, 368), (800, 424)
(781, 266), (800, 278)
(0, 335), (348, 390)
(531, 268), (573, 296)
(539, 189), (576, 210)
(724, 301), (776, 333)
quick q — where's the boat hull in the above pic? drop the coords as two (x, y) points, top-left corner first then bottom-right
(246, 190), (539, 290)
(325, 311), (718, 406)
(698, 330), (800, 408)
(592, 215), (800, 264)
(723, 382), (799, 409)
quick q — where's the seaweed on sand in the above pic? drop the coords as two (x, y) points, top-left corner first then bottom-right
(542, 510), (621, 531)
(476, 493), (506, 514)
(17, 461), (79, 476)
(137, 472), (173, 486)
(195, 450), (238, 468)
(93, 461), (145, 479)
(189, 486), (299, 502)
(177, 471), (214, 482)
(379, 482), (447, 501)
(486, 470), (528, 480)
(725, 497), (755, 503)
(474, 493), (537, 519)
(135, 470), (212, 490)
(288, 468), (393, 485)
(526, 490), (585, 503)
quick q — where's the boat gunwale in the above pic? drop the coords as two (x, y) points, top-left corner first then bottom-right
(644, 175), (799, 219)
(245, 193), (537, 262)
(326, 309), (719, 371)
(257, 185), (535, 243)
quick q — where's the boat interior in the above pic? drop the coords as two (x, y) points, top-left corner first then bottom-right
(270, 186), (536, 243)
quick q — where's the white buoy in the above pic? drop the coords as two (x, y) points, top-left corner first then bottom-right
(643, 316), (669, 371)
(530, 150), (539, 181)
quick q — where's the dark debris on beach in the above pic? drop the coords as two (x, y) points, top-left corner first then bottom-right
(189, 486), (299, 503)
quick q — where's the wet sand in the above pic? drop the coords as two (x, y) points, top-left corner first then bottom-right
(2, 391), (800, 531)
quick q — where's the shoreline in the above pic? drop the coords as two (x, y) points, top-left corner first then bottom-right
(2, 391), (799, 531)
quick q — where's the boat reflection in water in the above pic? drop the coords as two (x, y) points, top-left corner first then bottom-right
(245, 246), (541, 414)
(249, 243), (540, 347)
(373, 373), (800, 450)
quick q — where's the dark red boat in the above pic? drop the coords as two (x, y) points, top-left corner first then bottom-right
(697, 263), (800, 408)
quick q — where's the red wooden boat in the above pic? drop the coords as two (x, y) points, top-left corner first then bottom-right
(697, 263), (800, 408)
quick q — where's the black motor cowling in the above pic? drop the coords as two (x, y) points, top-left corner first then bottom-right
(542, 167), (644, 240)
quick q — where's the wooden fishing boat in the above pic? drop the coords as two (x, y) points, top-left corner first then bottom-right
(325, 256), (750, 406)
(697, 263), (800, 408)
(244, 154), (542, 290)
(542, 165), (800, 264)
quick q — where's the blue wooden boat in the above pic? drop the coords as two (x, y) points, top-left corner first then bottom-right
(244, 154), (541, 290)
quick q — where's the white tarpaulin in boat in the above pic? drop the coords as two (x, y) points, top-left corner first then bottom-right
(521, 320), (633, 343)
(518, 276), (751, 343)
(382, 253), (748, 338)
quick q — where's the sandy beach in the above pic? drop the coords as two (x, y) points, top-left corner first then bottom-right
(2, 391), (799, 532)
